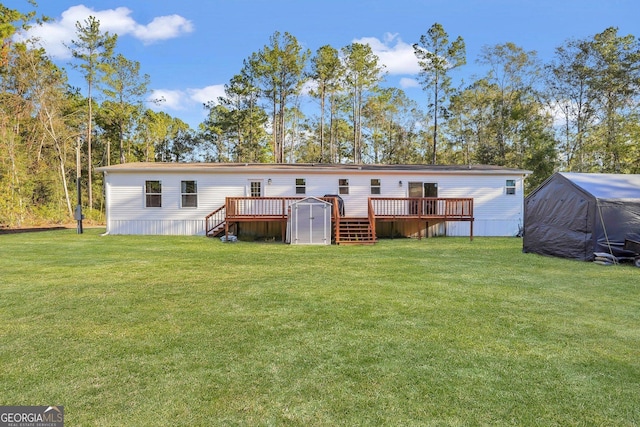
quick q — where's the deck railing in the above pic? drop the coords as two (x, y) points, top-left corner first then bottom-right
(370, 197), (473, 220)
(206, 196), (472, 239)
(226, 197), (296, 219)
(224, 196), (340, 219)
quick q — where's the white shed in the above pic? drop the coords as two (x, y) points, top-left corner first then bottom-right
(286, 197), (332, 245)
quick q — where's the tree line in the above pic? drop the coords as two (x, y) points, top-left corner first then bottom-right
(1, 2), (639, 226)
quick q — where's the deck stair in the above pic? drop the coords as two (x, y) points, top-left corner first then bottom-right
(207, 221), (226, 237)
(205, 205), (227, 237)
(337, 217), (376, 245)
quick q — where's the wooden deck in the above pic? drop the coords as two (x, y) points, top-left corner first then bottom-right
(370, 197), (474, 240)
(205, 197), (341, 242)
(206, 196), (474, 244)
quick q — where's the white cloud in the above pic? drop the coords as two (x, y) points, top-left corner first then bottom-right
(301, 79), (318, 97)
(399, 77), (420, 89)
(149, 89), (188, 110)
(147, 85), (225, 127)
(133, 15), (193, 44)
(544, 100), (574, 128)
(352, 33), (421, 75)
(17, 5), (193, 59)
(20, 22), (72, 58)
(149, 84), (225, 112)
(188, 85), (226, 105)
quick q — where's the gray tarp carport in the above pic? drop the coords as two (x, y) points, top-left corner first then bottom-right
(523, 172), (640, 261)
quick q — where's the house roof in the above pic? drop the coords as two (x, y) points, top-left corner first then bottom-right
(97, 162), (531, 175)
(560, 172), (640, 200)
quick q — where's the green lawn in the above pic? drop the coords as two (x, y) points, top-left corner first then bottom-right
(1, 229), (638, 426)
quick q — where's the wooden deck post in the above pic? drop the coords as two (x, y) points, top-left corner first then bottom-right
(282, 199), (287, 242)
(224, 197), (229, 240)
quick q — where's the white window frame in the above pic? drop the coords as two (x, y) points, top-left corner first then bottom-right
(339, 179), (349, 195)
(181, 180), (198, 208)
(506, 179), (516, 195)
(370, 178), (381, 195)
(296, 178), (306, 195)
(145, 180), (162, 208)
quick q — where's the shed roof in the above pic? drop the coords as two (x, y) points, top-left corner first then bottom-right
(97, 162), (531, 175)
(290, 196), (332, 205)
(560, 172), (640, 200)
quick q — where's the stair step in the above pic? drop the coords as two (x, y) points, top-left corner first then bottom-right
(207, 223), (226, 237)
(337, 217), (375, 245)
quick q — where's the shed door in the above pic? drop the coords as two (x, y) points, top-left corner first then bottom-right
(309, 204), (328, 244)
(293, 202), (328, 244)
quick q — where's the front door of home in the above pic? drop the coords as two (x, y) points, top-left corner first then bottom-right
(408, 182), (422, 215)
(248, 180), (263, 197)
(423, 182), (438, 214)
(424, 182), (438, 198)
(408, 182), (438, 198)
(408, 182), (438, 215)
(244, 180), (264, 217)
(408, 182), (422, 198)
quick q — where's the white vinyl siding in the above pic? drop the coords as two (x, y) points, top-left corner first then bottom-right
(103, 169), (526, 237)
(106, 173), (239, 235)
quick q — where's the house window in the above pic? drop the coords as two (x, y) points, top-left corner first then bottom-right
(296, 178), (306, 195)
(250, 181), (262, 197)
(506, 179), (516, 195)
(145, 180), (162, 207)
(181, 180), (197, 208)
(370, 178), (381, 195)
(339, 179), (349, 195)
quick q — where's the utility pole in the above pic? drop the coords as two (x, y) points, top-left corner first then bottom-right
(75, 137), (84, 234)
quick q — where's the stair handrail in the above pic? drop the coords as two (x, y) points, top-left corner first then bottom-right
(205, 204), (226, 236)
(368, 198), (376, 240)
(322, 196), (341, 244)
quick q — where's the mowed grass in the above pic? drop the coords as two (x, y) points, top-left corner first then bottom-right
(0, 229), (639, 426)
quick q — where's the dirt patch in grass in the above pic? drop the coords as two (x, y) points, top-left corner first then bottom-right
(0, 226), (70, 234)
(0, 222), (104, 234)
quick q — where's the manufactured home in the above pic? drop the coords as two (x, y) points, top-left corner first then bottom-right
(97, 163), (530, 243)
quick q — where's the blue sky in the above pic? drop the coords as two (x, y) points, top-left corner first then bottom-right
(13, 0), (640, 128)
